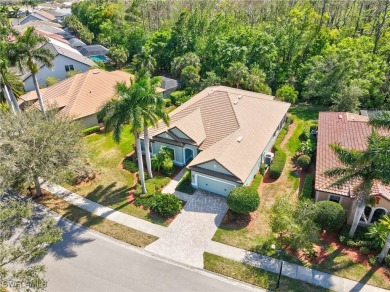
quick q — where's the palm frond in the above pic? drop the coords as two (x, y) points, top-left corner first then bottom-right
(369, 112), (390, 130)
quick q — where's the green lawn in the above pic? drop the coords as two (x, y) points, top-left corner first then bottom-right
(65, 125), (167, 226)
(204, 253), (331, 292)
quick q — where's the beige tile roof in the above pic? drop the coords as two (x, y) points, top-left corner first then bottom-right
(315, 112), (390, 201)
(35, 10), (56, 21)
(171, 109), (206, 145)
(13, 21), (62, 31)
(147, 86), (290, 182)
(20, 69), (134, 120)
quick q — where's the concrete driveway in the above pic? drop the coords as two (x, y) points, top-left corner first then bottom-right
(39, 212), (256, 292)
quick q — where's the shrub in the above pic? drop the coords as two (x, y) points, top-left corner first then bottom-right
(251, 174), (262, 189)
(152, 194), (182, 218)
(300, 174), (314, 200)
(161, 157), (175, 176)
(176, 170), (196, 194)
(82, 125), (100, 136)
(122, 157), (139, 173)
(170, 90), (186, 105)
(275, 84), (298, 104)
(134, 196), (156, 209)
(227, 186), (260, 214)
(286, 116), (293, 125)
(300, 125), (311, 141)
(297, 154), (311, 169)
(359, 246), (370, 255)
(274, 128), (288, 147)
(147, 176), (171, 190)
(259, 163), (266, 175)
(314, 201), (346, 231)
(45, 76), (59, 86)
(368, 255), (377, 266)
(269, 148), (286, 179)
(164, 98), (171, 107)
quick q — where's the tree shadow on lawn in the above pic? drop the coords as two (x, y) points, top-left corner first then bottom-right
(350, 265), (381, 291)
(84, 182), (132, 212)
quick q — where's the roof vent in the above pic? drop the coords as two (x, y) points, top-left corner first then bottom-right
(233, 100), (239, 105)
(238, 95), (243, 99)
(338, 114), (343, 119)
(209, 89), (215, 95)
(93, 71), (100, 74)
(237, 136), (243, 142)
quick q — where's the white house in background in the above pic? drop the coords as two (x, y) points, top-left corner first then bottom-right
(19, 10), (57, 25)
(21, 38), (95, 91)
(19, 69), (134, 128)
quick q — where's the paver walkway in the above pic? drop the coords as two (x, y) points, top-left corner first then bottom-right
(146, 190), (228, 268)
(206, 241), (389, 292)
(41, 182), (166, 237)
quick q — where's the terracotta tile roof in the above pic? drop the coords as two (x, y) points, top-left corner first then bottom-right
(147, 86), (290, 182)
(20, 69), (134, 120)
(315, 112), (390, 201)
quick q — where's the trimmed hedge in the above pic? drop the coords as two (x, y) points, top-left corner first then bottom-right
(274, 128), (288, 147)
(269, 147), (286, 179)
(251, 174), (263, 190)
(122, 157), (139, 173)
(300, 174), (314, 200)
(297, 154), (311, 169)
(227, 186), (260, 214)
(152, 194), (182, 218)
(176, 170), (196, 194)
(314, 201), (346, 231)
(259, 163), (266, 175)
(82, 125), (100, 136)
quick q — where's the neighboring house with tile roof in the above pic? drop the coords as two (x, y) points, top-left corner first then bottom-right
(21, 37), (95, 91)
(19, 10), (57, 25)
(141, 86), (290, 196)
(19, 69), (133, 128)
(315, 111), (390, 225)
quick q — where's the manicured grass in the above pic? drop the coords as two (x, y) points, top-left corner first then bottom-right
(204, 253), (330, 292)
(65, 125), (167, 226)
(40, 192), (158, 247)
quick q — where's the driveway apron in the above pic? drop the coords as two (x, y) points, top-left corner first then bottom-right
(145, 190), (228, 268)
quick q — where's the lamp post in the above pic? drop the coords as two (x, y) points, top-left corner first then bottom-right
(272, 245), (285, 290)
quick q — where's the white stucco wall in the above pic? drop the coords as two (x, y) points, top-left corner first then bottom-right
(23, 55), (91, 91)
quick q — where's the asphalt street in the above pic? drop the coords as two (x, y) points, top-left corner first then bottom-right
(40, 216), (259, 292)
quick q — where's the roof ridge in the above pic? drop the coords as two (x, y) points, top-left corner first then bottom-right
(63, 72), (88, 116)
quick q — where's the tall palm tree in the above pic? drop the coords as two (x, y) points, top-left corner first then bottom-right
(135, 71), (169, 178)
(132, 46), (157, 74)
(9, 27), (55, 115)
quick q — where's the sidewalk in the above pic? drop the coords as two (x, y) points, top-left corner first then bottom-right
(206, 241), (389, 292)
(42, 182), (166, 237)
(43, 181), (388, 292)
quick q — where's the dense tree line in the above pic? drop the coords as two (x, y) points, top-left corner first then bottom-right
(70, 0), (390, 111)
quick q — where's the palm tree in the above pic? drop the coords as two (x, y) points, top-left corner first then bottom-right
(9, 27), (55, 115)
(369, 112), (390, 130)
(132, 46), (157, 74)
(374, 215), (390, 263)
(135, 71), (169, 178)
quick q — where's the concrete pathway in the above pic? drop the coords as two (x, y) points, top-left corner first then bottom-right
(206, 241), (389, 292)
(146, 190), (228, 268)
(42, 182), (166, 237)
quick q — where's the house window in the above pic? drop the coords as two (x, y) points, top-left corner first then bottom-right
(360, 206), (372, 222)
(65, 65), (74, 72)
(370, 208), (387, 223)
(328, 194), (341, 204)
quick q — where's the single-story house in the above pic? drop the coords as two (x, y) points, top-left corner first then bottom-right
(20, 37), (95, 91)
(315, 112), (390, 225)
(159, 76), (179, 96)
(48, 8), (72, 22)
(19, 10), (56, 25)
(19, 69), (133, 128)
(141, 86), (290, 196)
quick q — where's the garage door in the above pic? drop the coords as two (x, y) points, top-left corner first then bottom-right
(197, 175), (236, 196)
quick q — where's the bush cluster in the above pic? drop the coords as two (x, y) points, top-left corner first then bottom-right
(175, 170), (196, 194)
(227, 187), (260, 214)
(82, 126), (100, 136)
(297, 154), (311, 169)
(300, 174), (314, 200)
(170, 90), (189, 106)
(134, 176), (171, 197)
(338, 226), (377, 250)
(251, 174), (263, 189)
(269, 147), (286, 179)
(314, 201), (346, 231)
(122, 157), (139, 173)
(151, 194), (182, 218)
(259, 163), (266, 175)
